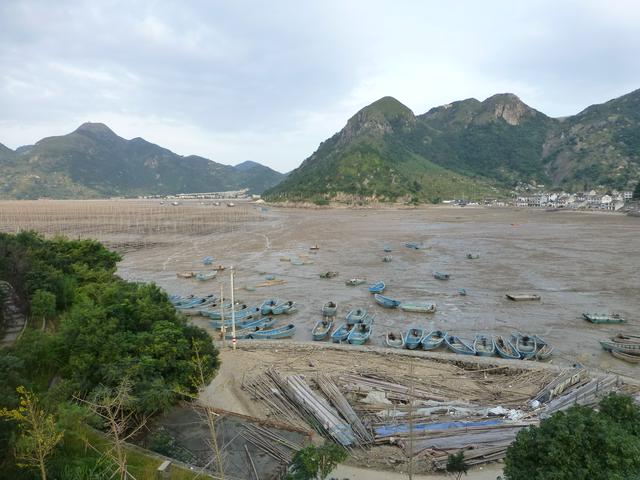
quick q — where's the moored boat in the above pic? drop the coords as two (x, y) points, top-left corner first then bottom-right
(319, 271), (339, 278)
(458, 288), (467, 296)
(600, 340), (640, 355)
(347, 320), (372, 345)
(195, 271), (217, 281)
(272, 300), (296, 315)
(368, 281), (386, 294)
(331, 323), (351, 343)
(421, 330), (446, 350)
(611, 350), (640, 363)
(400, 302), (436, 313)
(247, 324), (296, 339)
(322, 301), (338, 317)
(176, 271), (196, 279)
(206, 305), (258, 323)
(211, 315), (272, 331)
(312, 318), (334, 341)
(202, 256), (214, 265)
(386, 331), (404, 348)
(466, 253), (480, 259)
(433, 271), (450, 281)
(374, 294), (401, 308)
(582, 313), (626, 324)
(383, 245), (392, 252)
(405, 242), (424, 250)
(533, 335), (554, 360)
(220, 317), (275, 339)
(346, 308), (367, 325)
(345, 278), (367, 286)
(513, 334), (537, 360)
(260, 298), (278, 315)
(494, 335), (521, 360)
(382, 255), (393, 262)
(404, 327), (425, 350)
(474, 335), (496, 357)
(506, 293), (541, 301)
(444, 334), (476, 355)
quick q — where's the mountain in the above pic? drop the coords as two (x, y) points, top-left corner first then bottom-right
(0, 123), (284, 199)
(265, 89), (640, 202)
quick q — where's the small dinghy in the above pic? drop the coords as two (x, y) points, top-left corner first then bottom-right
(368, 281), (386, 294)
(248, 324), (296, 339)
(374, 294), (401, 308)
(466, 253), (480, 259)
(611, 350), (640, 363)
(533, 335), (554, 360)
(346, 308), (367, 325)
(382, 255), (393, 262)
(271, 300), (296, 315)
(405, 242), (424, 250)
(196, 271), (217, 281)
(202, 256), (214, 265)
(260, 298), (278, 315)
(433, 271), (450, 281)
(347, 319), (372, 345)
(494, 335), (521, 360)
(222, 317), (275, 339)
(331, 323), (351, 343)
(401, 302), (436, 313)
(312, 318), (333, 341)
(600, 340), (640, 355)
(206, 305), (256, 322)
(383, 245), (392, 252)
(345, 278), (367, 286)
(473, 335), (496, 357)
(582, 313), (625, 324)
(385, 331), (405, 348)
(176, 271), (196, 279)
(421, 330), (447, 350)
(319, 271), (339, 279)
(513, 334), (537, 360)
(404, 327), (425, 350)
(445, 334), (476, 355)
(322, 301), (338, 317)
(458, 288), (467, 296)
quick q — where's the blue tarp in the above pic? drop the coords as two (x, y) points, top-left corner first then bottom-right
(375, 418), (503, 437)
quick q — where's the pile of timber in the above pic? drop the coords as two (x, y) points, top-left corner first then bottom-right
(533, 366), (587, 403)
(541, 374), (618, 419)
(241, 423), (303, 465)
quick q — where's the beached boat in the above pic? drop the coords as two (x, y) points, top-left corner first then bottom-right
(319, 271), (339, 279)
(386, 331), (404, 348)
(206, 305), (259, 323)
(405, 242), (424, 250)
(368, 281), (386, 294)
(383, 245), (392, 252)
(272, 300), (296, 315)
(494, 336), (521, 360)
(210, 315), (271, 331)
(433, 271), (450, 281)
(221, 317), (275, 339)
(248, 324), (296, 339)
(533, 335), (554, 360)
(260, 299), (278, 315)
(202, 256), (214, 265)
(176, 271), (196, 279)
(612, 333), (640, 344)
(400, 302), (436, 313)
(374, 294), (401, 308)
(600, 340), (640, 355)
(382, 256), (393, 262)
(445, 334), (476, 355)
(611, 350), (640, 363)
(310, 244), (320, 251)
(404, 327), (425, 350)
(513, 334), (537, 360)
(195, 271), (217, 281)
(421, 330), (446, 350)
(322, 301), (338, 317)
(173, 296), (216, 309)
(312, 318), (333, 341)
(506, 293), (541, 301)
(474, 335), (496, 357)
(458, 288), (467, 296)
(211, 265), (226, 271)
(347, 321), (372, 345)
(466, 253), (480, 259)
(346, 308), (367, 325)
(582, 313), (626, 324)
(331, 323), (351, 343)
(345, 278), (367, 286)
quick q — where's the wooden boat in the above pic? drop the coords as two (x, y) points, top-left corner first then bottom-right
(310, 244), (320, 251)
(312, 318), (334, 341)
(212, 265), (226, 271)
(247, 324), (296, 339)
(206, 305), (258, 323)
(383, 245), (392, 252)
(385, 331), (404, 348)
(400, 302), (436, 313)
(494, 336), (521, 360)
(405, 242), (424, 250)
(202, 256), (214, 265)
(260, 298), (278, 315)
(368, 281), (386, 294)
(345, 278), (366, 286)
(474, 335), (496, 357)
(506, 293), (541, 301)
(533, 335), (554, 360)
(444, 335), (476, 355)
(322, 301), (338, 317)
(347, 320), (372, 345)
(582, 313), (626, 324)
(374, 294), (401, 308)
(421, 330), (446, 350)
(319, 271), (339, 279)
(600, 340), (640, 355)
(346, 308), (367, 326)
(466, 253), (480, 259)
(513, 334), (537, 360)
(458, 288), (467, 296)
(211, 315), (272, 331)
(382, 255), (393, 262)
(612, 333), (640, 344)
(221, 317), (275, 339)
(404, 327), (425, 350)
(195, 271), (217, 281)
(433, 271), (450, 281)
(331, 323), (351, 343)
(611, 350), (640, 363)
(272, 301), (296, 315)
(176, 271), (196, 279)
(174, 296), (216, 309)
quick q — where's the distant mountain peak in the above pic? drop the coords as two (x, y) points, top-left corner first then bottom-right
(235, 160), (262, 171)
(482, 93), (539, 125)
(74, 122), (120, 140)
(342, 96), (416, 141)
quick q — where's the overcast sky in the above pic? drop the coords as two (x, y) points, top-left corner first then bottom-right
(1, 1), (639, 172)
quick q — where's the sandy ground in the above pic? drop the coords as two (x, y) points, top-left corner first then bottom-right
(118, 204), (640, 377)
(332, 463), (503, 479)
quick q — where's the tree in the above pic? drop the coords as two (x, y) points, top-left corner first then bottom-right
(633, 182), (640, 200)
(30, 289), (57, 328)
(504, 394), (640, 480)
(287, 443), (347, 480)
(446, 451), (468, 479)
(0, 386), (63, 480)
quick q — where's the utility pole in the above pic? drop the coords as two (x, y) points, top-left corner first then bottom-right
(219, 284), (225, 346)
(408, 358), (414, 480)
(230, 266), (236, 351)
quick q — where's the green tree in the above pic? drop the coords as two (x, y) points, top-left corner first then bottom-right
(30, 290), (57, 327)
(504, 394), (640, 480)
(287, 443), (347, 480)
(633, 182), (640, 200)
(446, 451), (468, 479)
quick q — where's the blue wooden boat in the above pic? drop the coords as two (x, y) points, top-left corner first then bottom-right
(512, 334), (537, 360)
(196, 271), (217, 281)
(331, 323), (351, 343)
(172, 295), (216, 307)
(347, 321), (372, 345)
(222, 317), (275, 339)
(248, 324), (296, 339)
(361, 313), (376, 326)
(494, 335), (520, 360)
(322, 301), (338, 317)
(260, 298), (278, 315)
(206, 305), (259, 323)
(203, 256), (214, 265)
(433, 271), (450, 281)
(458, 288), (467, 296)
(312, 318), (333, 341)
(473, 335), (496, 357)
(368, 281), (386, 294)
(383, 245), (392, 252)
(210, 315), (272, 330)
(401, 302), (436, 313)
(444, 334), (476, 355)
(533, 335), (554, 360)
(346, 308), (367, 326)
(272, 301), (296, 315)
(421, 330), (446, 350)
(405, 242), (424, 250)
(386, 331), (404, 348)
(404, 327), (425, 350)
(374, 294), (401, 308)
(174, 297), (217, 310)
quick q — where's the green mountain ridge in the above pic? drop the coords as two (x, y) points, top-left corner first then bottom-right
(266, 89), (640, 202)
(0, 123), (285, 199)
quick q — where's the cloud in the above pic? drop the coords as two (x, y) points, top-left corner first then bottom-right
(1, 0), (639, 171)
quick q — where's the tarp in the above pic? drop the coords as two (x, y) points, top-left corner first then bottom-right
(375, 418), (503, 437)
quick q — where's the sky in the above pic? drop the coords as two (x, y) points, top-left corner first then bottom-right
(1, 1), (640, 172)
